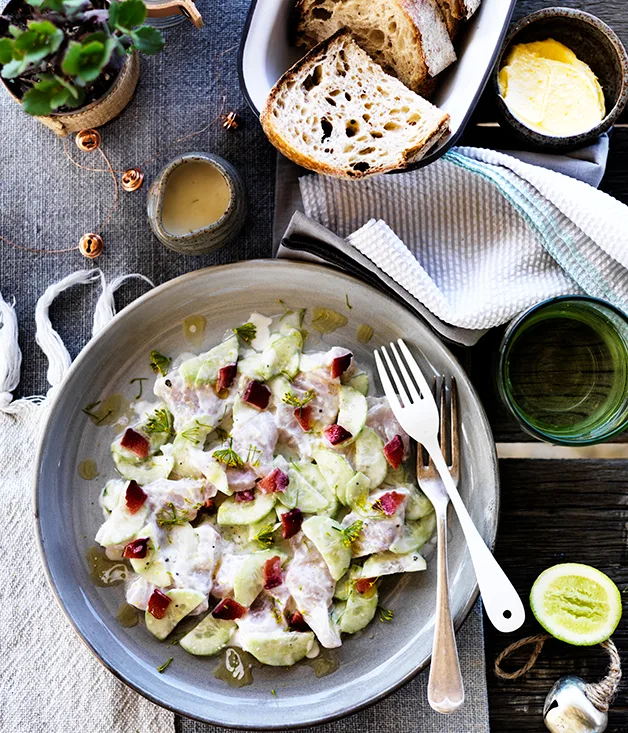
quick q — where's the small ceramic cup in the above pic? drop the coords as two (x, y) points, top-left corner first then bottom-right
(147, 152), (247, 255)
(493, 8), (628, 150)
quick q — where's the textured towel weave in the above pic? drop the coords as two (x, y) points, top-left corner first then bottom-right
(298, 145), (628, 335)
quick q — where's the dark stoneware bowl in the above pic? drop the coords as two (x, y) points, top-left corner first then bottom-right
(493, 8), (628, 151)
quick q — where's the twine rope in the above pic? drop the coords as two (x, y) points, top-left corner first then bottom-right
(495, 634), (622, 712)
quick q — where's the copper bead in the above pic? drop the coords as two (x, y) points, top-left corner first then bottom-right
(121, 167), (144, 192)
(221, 111), (239, 130)
(79, 233), (104, 258)
(75, 129), (101, 152)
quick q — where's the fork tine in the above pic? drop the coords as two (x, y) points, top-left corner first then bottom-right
(397, 339), (432, 398)
(450, 376), (460, 482)
(390, 341), (421, 404)
(381, 346), (411, 408)
(374, 350), (402, 413)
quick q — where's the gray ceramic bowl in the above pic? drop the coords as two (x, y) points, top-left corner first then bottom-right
(493, 8), (628, 150)
(147, 152), (247, 255)
(34, 262), (499, 728)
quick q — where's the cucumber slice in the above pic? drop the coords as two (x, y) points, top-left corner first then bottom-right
(200, 460), (231, 496)
(406, 488), (434, 520)
(100, 479), (125, 514)
(336, 385), (368, 439)
(354, 427), (388, 489)
(312, 448), (355, 506)
(299, 463), (338, 516)
(338, 585), (378, 634)
(240, 330), (303, 381)
(334, 565), (362, 601)
(301, 516), (352, 581)
(112, 451), (174, 484)
(362, 550), (427, 577)
(217, 492), (277, 525)
(180, 336), (239, 384)
(345, 472), (371, 512)
(179, 615), (237, 656)
(267, 375), (292, 405)
(240, 630), (315, 666)
(389, 513), (436, 554)
(346, 372), (369, 395)
(145, 588), (206, 640)
(233, 550), (287, 607)
(285, 462), (330, 514)
(130, 524), (171, 587)
(95, 499), (148, 547)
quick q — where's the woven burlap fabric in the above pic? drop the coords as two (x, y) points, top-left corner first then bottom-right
(0, 400), (175, 733)
(0, 1), (275, 400)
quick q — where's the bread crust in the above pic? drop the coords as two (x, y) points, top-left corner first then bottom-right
(260, 30), (450, 179)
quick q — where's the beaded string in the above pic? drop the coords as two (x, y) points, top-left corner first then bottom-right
(0, 45), (238, 257)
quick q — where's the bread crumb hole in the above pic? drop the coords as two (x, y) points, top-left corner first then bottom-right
(312, 6), (331, 20)
(302, 65), (323, 92)
(358, 147), (375, 156)
(351, 161), (370, 173)
(326, 97), (337, 106)
(407, 114), (421, 124)
(345, 120), (359, 137)
(345, 92), (352, 101)
(370, 30), (385, 47)
(362, 114), (370, 122)
(384, 122), (400, 131)
(320, 117), (333, 142)
(370, 131), (383, 138)
(389, 21), (397, 31)
(329, 89), (341, 96)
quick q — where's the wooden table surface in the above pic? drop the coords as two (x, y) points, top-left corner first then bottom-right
(461, 2), (628, 731)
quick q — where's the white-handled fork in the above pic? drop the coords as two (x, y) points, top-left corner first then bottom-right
(374, 339), (525, 634)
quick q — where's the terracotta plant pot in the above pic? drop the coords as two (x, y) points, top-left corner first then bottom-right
(2, 50), (139, 137)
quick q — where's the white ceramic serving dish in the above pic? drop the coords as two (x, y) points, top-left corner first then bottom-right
(238, 0), (517, 169)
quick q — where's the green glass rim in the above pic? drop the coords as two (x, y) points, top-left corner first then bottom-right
(498, 294), (628, 446)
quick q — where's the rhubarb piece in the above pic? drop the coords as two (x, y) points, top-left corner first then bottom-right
(288, 611), (310, 632)
(331, 352), (353, 379)
(263, 556), (283, 589)
(234, 489), (256, 502)
(212, 598), (247, 621)
(216, 363), (237, 392)
(200, 498), (216, 514)
(242, 380), (271, 410)
(324, 424), (352, 446)
(383, 434), (405, 469)
(125, 480), (148, 514)
(122, 537), (149, 559)
(355, 577), (377, 595)
(120, 428), (150, 459)
(258, 468), (289, 494)
(375, 491), (406, 516)
(281, 507), (303, 539)
(293, 405), (312, 431)
(148, 589), (172, 620)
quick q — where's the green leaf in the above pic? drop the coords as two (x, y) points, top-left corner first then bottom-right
(1, 57), (28, 79)
(13, 20), (63, 64)
(8, 26), (23, 39)
(129, 25), (164, 55)
(61, 33), (116, 84)
(21, 74), (83, 115)
(0, 38), (15, 65)
(22, 85), (55, 116)
(113, 0), (147, 31)
(108, 0), (120, 31)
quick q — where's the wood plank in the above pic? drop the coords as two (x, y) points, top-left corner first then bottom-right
(486, 459), (628, 732)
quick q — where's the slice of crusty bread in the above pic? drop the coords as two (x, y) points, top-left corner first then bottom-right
(261, 31), (450, 179)
(295, 0), (456, 94)
(436, 0), (462, 37)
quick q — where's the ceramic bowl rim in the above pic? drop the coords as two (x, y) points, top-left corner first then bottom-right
(492, 7), (628, 147)
(33, 261), (499, 728)
(152, 152), (237, 242)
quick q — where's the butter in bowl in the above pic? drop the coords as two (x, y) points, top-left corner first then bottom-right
(494, 8), (628, 149)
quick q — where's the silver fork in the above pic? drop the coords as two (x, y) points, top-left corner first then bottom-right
(417, 377), (463, 714)
(374, 339), (525, 634)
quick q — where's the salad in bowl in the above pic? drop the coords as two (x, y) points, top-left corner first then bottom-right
(94, 307), (435, 668)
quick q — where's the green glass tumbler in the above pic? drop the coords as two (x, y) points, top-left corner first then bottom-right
(498, 296), (628, 445)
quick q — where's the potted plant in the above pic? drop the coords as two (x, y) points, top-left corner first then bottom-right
(0, 0), (164, 135)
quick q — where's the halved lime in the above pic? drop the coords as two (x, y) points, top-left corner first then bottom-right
(530, 563), (622, 646)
